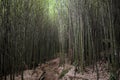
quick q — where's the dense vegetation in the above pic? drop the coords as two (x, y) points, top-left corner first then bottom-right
(0, 0), (120, 80)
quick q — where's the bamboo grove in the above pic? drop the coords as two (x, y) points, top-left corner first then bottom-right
(0, 0), (120, 80)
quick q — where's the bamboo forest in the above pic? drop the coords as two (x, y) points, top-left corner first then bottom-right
(0, 0), (120, 80)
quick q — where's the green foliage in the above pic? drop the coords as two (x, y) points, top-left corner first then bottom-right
(59, 68), (70, 79)
(0, 0), (119, 80)
(109, 72), (117, 80)
(0, 0), (60, 78)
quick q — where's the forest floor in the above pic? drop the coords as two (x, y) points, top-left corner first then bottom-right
(6, 58), (110, 80)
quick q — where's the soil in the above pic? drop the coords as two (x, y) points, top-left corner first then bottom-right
(5, 58), (110, 80)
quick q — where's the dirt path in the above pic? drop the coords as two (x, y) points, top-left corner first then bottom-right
(5, 58), (110, 80)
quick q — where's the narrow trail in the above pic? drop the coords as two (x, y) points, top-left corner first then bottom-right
(5, 58), (110, 80)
